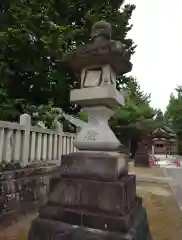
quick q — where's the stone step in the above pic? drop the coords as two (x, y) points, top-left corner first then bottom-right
(49, 175), (136, 215)
(60, 152), (128, 181)
(39, 198), (142, 233)
(29, 199), (152, 240)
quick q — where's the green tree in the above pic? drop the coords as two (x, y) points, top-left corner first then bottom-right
(0, 0), (160, 162)
(165, 87), (182, 154)
(0, 0), (136, 120)
(155, 109), (164, 123)
(0, 0), (76, 114)
(110, 77), (156, 157)
(0, 89), (22, 121)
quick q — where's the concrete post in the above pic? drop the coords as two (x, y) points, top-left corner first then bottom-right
(55, 122), (63, 163)
(20, 114), (31, 166)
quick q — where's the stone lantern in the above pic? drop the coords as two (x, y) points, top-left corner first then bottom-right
(56, 20), (132, 179)
(28, 21), (152, 240)
(67, 20), (131, 152)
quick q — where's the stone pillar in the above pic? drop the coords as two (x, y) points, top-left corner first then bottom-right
(20, 114), (31, 166)
(134, 142), (150, 167)
(28, 21), (152, 240)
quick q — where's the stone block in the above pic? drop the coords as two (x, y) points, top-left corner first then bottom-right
(39, 205), (133, 233)
(134, 143), (150, 167)
(74, 106), (122, 151)
(28, 218), (75, 240)
(48, 175), (136, 215)
(70, 85), (124, 109)
(29, 203), (152, 240)
(60, 152), (128, 181)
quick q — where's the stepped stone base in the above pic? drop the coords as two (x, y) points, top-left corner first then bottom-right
(28, 151), (152, 240)
(29, 205), (152, 240)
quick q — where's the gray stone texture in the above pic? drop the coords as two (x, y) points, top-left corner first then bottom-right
(48, 176), (136, 214)
(60, 152), (128, 180)
(28, 204), (152, 240)
(70, 85), (124, 109)
(134, 142), (150, 167)
(0, 164), (58, 224)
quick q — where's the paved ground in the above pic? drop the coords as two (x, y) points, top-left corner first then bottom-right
(132, 164), (182, 240)
(163, 167), (182, 210)
(155, 155), (182, 210)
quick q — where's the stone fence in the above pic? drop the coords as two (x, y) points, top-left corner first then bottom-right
(0, 114), (77, 222)
(0, 114), (77, 167)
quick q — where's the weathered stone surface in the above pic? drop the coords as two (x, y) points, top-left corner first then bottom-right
(28, 20), (152, 240)
(72, 106), (123, 151)
(29, 205), (152, 240)
(48, 176), (136, 214)
(0, 165), (58, 219)
(28, 218), (75, 240)
(60, 152), (128, 180)
(70, 86), (124, 109)
(67, 21), (130, 152)
(63, 21), (132, 75)
(39, 205), (132, 232)
(134, 142), (150, 167)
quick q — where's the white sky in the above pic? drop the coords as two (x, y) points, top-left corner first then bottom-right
(125, 0), (182, 111)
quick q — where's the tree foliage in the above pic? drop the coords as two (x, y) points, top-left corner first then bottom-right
(0, 0), (163, 157)
(0, 0), (136, 120)
(109, 77), (159, 156)
(111, 77), (155, 134)
(0, 88), (22, 121)
(165, 86), (182, 154)
(155, 109), (164, 123)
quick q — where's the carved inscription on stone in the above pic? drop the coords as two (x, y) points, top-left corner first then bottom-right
(84, 130), (98, 141)
(89, 115), (99, 125)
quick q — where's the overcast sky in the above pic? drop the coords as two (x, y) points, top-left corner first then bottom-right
(125, 0), (182, 112)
